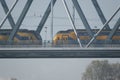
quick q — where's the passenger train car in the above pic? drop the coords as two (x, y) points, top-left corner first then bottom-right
(0, 29), (42, 45)
(53, 29), (120, 46)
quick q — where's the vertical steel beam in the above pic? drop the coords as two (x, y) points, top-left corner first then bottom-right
(36, 0), (56, 33)
(51, 0), (54, 42)
(0, 0), (18, 29)
(62, 0), (82, 47)
(72, 0), (94, 37)
(0, 0), (16, 29)
(91, 0), (110, 30)
(107, 17), (120, 40)
(86, 6), (120, 47)
(8, 0), (33, 43)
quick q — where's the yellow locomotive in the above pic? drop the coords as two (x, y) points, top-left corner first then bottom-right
(0, 29), (42, 45)
(53, 29), (120, 45)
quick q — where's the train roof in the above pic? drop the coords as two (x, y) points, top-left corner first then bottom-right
(56, 29), (120, 36)
(0, 29), (36, 33)
(57, 31), (69, 34)
(57, 29), (120, 33)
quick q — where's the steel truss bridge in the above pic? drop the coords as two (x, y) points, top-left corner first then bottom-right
(0, 0), (120, 58)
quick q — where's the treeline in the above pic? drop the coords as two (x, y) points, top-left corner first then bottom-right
(82, 60), (120, 80)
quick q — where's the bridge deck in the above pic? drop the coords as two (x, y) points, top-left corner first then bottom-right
(0, 47), (120, 58)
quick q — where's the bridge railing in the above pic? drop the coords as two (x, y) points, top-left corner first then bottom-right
(0, 40), (120, 48)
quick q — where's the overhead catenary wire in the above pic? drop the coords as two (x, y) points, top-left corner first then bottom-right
(3, 15), (118, 22)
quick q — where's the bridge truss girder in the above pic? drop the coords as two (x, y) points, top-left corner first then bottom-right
(36, 0), (94, 37)
(86, 7), (120, 47)
(107, 17), (120, 40)
(0, 0), (119, 47)
(36, 0), (56, 33)
(8, 0), (33, 44)
(0, 0), (16, 29)
(62, 0), (82, 47)
(0, 48), (120, 58)
(72, 0), (94, 37)
(91, 0), (110, 30)
(0, 0), (18, 29)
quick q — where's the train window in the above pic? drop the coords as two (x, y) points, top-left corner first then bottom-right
(62, 35), (68, 40)
(57, 37), (59, 40)
(64, 37), (68, 40)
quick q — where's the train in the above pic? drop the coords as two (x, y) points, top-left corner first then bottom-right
(53, 29), (120, 46)
(0, 29), (42, 45)
(0, 29), (120, 46)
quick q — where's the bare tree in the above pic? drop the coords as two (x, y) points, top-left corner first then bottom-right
(82, 60), (120, 80)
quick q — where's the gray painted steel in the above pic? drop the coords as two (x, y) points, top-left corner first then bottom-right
(86, 6), (120, 47)
(0, 0), (16, 29)
(8, 0), (33, 43)
(62, 0), (82, 47)
(0, 0), (18, 29)
(51, 0), (54, 42)
(72, 5), (75, 25)
(72, 0), (94, 37)
(91, 0), (110, 30)
(0, 48), (120, 58)
(108, 17), (120, 40)
(36, 0), (56, 33)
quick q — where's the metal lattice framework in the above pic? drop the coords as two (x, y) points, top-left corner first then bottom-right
(0, 0), (120, 46)
(0, 0), (120, 58)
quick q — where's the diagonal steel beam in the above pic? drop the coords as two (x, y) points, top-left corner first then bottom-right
(8, 0), (33, 43)
(0, 0), (16, 29)
(36, 0), (56, 33)
(62, 0), (82, 47)
(86, 6), (120, 47)
(107, 17), (120, 40)
(72, 0), (94, 37)
(0, 0), (18, 29)
(91, 0), (110, 30)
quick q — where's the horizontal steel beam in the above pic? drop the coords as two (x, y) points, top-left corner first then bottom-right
(0, 48), (120, 58)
